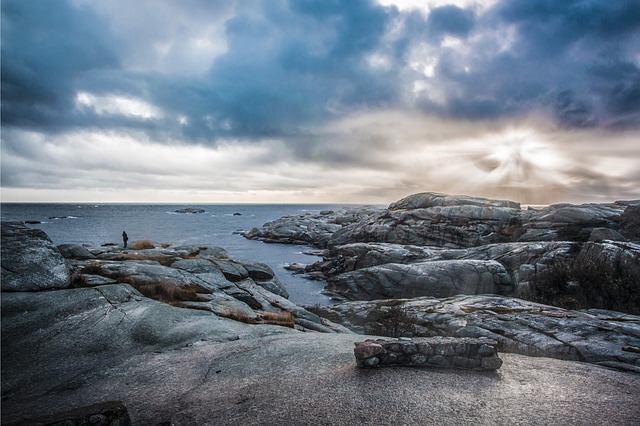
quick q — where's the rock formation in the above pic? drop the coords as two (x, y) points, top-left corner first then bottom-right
(1, 222), (70, 291)
(308, 295), (640, 373)
(246, 192), (640, 314)
(3, 219), (640, 425)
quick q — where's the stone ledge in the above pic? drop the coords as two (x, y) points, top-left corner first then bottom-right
(354, 337), (503, 370)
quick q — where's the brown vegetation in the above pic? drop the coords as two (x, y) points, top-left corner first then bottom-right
(219, 310), (295, 328)
(122, 278), (210, 306)
(130, 239), (156, 250)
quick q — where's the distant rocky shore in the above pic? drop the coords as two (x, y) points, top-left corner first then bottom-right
(2, 191), (640, 425)
(245, 192), (640, 312)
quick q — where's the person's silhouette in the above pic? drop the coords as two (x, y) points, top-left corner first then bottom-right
(122, 231), (128, 248)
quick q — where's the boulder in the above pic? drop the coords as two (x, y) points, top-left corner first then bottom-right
(244, 207), (384, 247)
(57, 244), (96, 260)
(1, 222), (70, 291)
(328, 205), (522, 249)
(328, 260), (511, 300)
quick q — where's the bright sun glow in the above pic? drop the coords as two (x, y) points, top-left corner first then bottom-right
(474, 128), (568, 191)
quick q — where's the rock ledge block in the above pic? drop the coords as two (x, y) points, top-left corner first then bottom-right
(355, 337), (502, 370)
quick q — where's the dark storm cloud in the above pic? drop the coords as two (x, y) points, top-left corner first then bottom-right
(425, 5), (475, 40)
(422, 0), (640, 127)
(193, 0), (398, 138)
(2, 0), (639, 144)
(1, 0), (120, 130)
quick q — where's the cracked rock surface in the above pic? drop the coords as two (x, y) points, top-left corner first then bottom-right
(307, 295), (640, 373)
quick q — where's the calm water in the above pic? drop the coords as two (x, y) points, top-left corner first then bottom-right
(1, 203), (351, 305)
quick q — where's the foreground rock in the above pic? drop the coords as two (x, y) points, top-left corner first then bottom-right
(3, 221), (640, 424)
(3, 332), (640, 425)
(308, 295), (640, 373)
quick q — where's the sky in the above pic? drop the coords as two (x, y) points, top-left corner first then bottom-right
(1, 0), (639, 205)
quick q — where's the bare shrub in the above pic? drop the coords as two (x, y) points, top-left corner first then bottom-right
(130, 239), (155, 250)
(218, 310), (295, 328)
(572, 257), (640, 314)
(70, 274), (90, 288)
(366, 302), (416, 338)
(80, 262), (106, 275)
(528, 260), (584, 310)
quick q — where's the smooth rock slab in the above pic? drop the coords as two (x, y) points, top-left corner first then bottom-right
(329, 259), (511, 300)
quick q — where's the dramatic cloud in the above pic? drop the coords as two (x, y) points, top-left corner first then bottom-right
(1, 0), (639, 204)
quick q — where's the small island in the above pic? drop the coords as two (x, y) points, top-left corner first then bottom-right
(174, 207), (206, 214)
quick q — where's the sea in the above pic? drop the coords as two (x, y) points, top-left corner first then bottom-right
(1, 203), (354, 306)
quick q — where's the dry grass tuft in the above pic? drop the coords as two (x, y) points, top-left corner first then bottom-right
(114, 253), (174, 266)
(218, 310), (295, 328)
(70, 274), (90, 288)
(257, 311), (295, 328)
(123, 278), (210, 306)
(130, 239), (156, 250)
(80, 262), (106, 275)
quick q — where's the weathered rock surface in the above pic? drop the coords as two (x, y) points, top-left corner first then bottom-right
(57, 243), (97, 259)
(389, 192), (521, 210)
(1, 222), (70, 291)
(245, 192), (637, 250)
(308, 295), (640, 373)
(3, 220), (640, 425)
(3, 332), (640, 425)
(327, 259), (512, 300)
(244, 206), (384, 247)
(246, 192), (639, 313)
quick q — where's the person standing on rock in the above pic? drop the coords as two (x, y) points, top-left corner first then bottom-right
(122, 231), (128, 248)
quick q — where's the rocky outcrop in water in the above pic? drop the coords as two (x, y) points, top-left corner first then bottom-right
(249, 192), (640, 313)
(244, 206), (384, 247)
(174, 207), (205, 214)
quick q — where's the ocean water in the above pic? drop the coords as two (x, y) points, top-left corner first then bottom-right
(1, 203), (351, 305)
